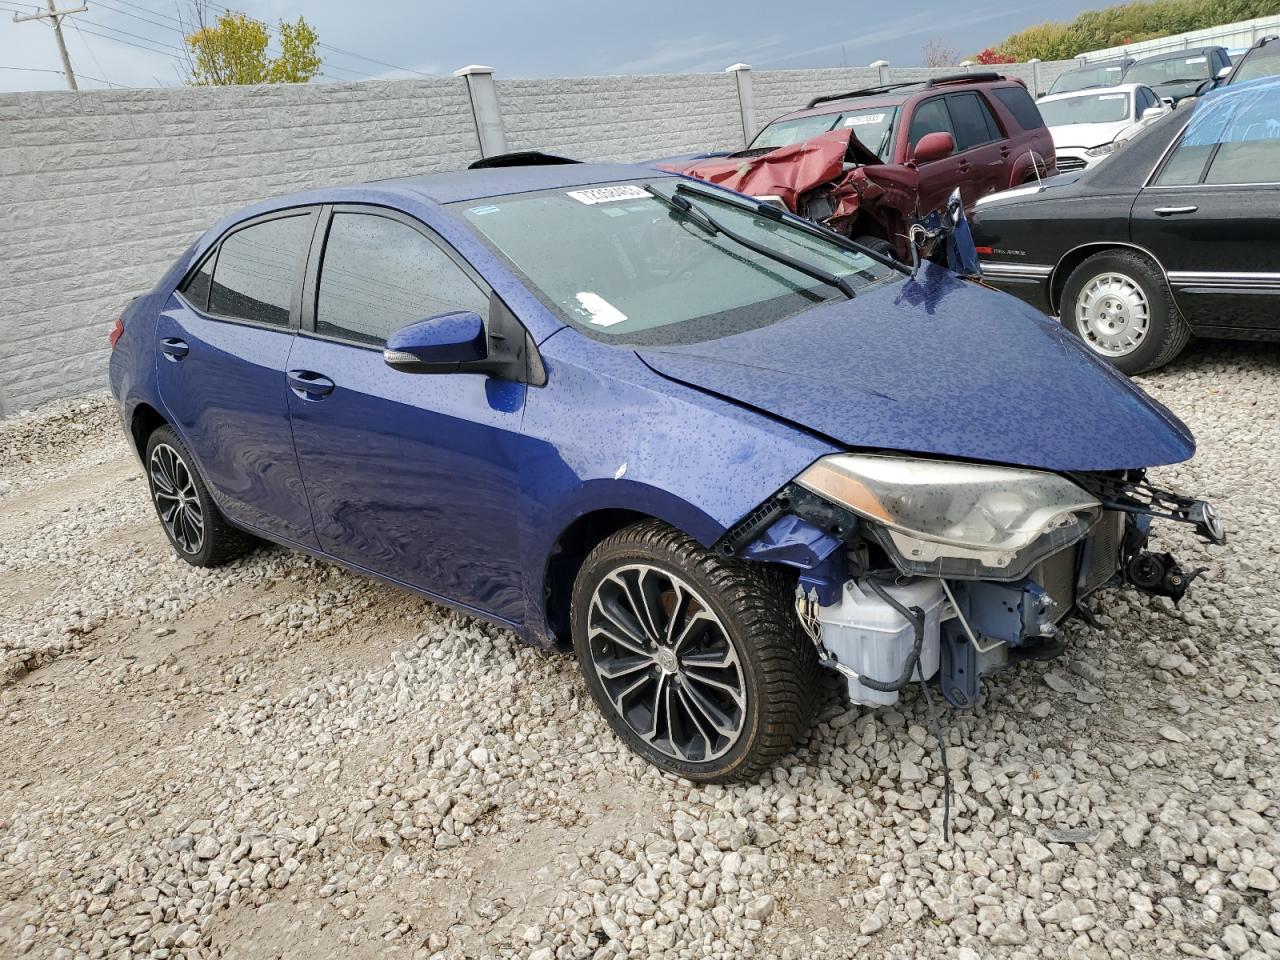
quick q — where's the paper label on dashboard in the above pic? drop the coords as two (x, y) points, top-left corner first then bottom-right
(567, 185), (650, 205)
(845, 113), (885, 126)
(1186, 56), (1207, 64)
(575, 292), (628, 327)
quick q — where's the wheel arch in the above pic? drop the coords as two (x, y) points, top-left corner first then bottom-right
(129, 402), (169, 459)
(1048, 241), (1171, 315)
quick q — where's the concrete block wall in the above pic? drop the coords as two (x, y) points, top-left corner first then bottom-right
(0, 59), (1073, 416)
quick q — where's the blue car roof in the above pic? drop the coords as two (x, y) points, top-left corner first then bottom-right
(381, 162), (666, 204)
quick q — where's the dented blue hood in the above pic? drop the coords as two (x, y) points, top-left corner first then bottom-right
(637, 264), (1195, 472)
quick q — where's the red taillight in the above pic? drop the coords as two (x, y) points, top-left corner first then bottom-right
(109, 317), (125, 349)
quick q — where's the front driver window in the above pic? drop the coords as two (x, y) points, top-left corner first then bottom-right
(315, 213), (489, 346)
(907, 98), (952, 153)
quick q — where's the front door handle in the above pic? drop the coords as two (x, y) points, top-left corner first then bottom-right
(160, 338), (189, 360)
(1153, 205), (1198, 216)
(287, 370), (335, 400)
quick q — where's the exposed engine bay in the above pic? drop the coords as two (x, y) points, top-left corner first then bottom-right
(721, 462), (1225, 711)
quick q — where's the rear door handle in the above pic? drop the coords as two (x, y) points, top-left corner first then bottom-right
(160, 338), (189, 360)
(1153, 205), (1198, 216)
(287, 370), (335, 400)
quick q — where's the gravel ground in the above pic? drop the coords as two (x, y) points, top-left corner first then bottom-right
(1, 341), (1278, 960)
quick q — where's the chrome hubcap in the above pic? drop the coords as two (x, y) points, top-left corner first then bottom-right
(149, 443), (204, 554)
(1076, 272), (1150, 357)
(587, 564), (746, 764)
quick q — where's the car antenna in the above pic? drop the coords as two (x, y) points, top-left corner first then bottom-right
(1027, 150), (1043, 187)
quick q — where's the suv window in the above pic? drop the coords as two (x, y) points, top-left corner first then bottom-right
(208, 214), (311, 327)
(946, 93), (1002, 150)
(907, 97), (952, 149)
(316, 212), (489, 346)
(1231, 48), (1280, 84)
(991, 86), (1045, 131)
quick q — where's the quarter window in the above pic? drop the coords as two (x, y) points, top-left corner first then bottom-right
(991, 86), (1045, 131)
(947, 93), (1002, 149)
(907, 98), (953, 151)
(208, 215), (311, 327)
(316, 213), (489, 346)
(180, 253), (214, 311)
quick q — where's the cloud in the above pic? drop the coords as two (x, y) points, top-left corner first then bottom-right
(607, 32), (787, 75)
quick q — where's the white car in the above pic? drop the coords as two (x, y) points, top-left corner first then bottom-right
(1036, 83), (1170, 173)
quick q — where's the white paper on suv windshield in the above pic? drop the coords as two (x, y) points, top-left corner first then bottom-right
(460, 182), (889, 341)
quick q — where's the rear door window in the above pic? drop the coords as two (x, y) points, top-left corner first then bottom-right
(907, 97), (953, 149)
(991, 86), (1045, 131)
(946, 93), (1002, 150)
(209, 214), (312, 327)
(1203, 92), (1280, 185)
(315, 212), (489, 346)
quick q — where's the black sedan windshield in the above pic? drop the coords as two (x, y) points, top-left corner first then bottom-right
(458, 180), (892, 342)
(1127, 54), (1214, 85)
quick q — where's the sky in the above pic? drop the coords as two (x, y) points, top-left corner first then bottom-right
(0, 0), (1106, 92)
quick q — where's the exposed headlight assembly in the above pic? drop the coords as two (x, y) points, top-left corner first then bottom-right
(1085, 142), (1116, 158)
(796, 454), (1101, 580)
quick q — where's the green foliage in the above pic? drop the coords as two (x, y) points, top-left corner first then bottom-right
(186, 11), (322, 86)
(993, 0), (1280, 61)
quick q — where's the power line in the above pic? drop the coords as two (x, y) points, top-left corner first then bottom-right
(78, 16), (187, 54)
(0, 64), (65, 73)
(72, 22), (185, 60)
(68, 19), (114, 85)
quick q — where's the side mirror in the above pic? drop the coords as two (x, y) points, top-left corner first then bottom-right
(384, 311), (487, 373)
(1217, 65), (1233, 79)
(1193, 79), (1215, 98)
(1141, 106), (1165, 121)
(912, 131), (955, 164)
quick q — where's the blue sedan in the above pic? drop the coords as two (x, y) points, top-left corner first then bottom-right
(109, 161), (1221, 782)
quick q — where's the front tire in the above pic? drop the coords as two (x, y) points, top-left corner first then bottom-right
(145, 425), (254, 567)
(570, 520), (818, 783)
(1060, 249), (1190, 374)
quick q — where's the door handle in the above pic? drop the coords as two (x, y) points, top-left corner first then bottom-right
(287, 370), (335, 399)
(1153, 205), (1198, 216)
(160, 338), (189, 360)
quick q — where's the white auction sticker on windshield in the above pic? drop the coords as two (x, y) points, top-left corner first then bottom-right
(1098, 94), (1126, 100)
(845, 113), (885, 126)
(1185, 56), (1207, 63)
(576, 292), (628, 327)
(567, 185), (650, 205)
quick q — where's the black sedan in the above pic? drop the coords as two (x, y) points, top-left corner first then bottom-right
(970, 76), (1280, 373)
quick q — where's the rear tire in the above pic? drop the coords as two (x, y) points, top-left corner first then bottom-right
(1060, 249), (1190, 374)
(570, 520), (818, 783)
(144, 425), (254, 567)
(853, 234), (895, 258)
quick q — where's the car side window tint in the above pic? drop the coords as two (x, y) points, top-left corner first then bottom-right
(180, 253), (214, 311)
(316, 213), (489, 347)
(208, 215), (311, 327)
(947, 93), (1001, 151)
(991, 86), (1044, 131)
(907, 98), (952, 151)
(1204, 94), (1280, 185)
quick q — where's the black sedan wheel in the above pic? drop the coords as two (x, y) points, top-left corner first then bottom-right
(570, 520), (817, 783)
(1061, 249), (1190, 374)
(145, 425), (254, 567)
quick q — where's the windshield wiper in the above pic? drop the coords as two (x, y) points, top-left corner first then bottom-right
(675, 181), (907, 275)
(642, 184), (858, 299)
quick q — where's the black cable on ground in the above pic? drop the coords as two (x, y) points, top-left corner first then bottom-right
(918, 677), (951, 844)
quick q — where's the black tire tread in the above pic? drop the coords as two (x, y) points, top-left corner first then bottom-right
(571, 518), (818, 783)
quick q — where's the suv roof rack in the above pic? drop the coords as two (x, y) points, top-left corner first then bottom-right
(1252, 34), (1278, 47)
(805, 71), (1006, 108)
(468, 151), (580, 169)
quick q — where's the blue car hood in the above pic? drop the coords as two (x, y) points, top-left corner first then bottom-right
(636, 266), (1194, 472)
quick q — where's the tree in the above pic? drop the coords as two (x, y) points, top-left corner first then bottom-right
(922, 39), (957, 68)
(183, 5), (321, 86)
(974, 48), (1017, 65)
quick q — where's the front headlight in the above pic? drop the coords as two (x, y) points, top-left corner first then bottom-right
(796, 454), (1101, 579)
(1085, 142), (1115, 158)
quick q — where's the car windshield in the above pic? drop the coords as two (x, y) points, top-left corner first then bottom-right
(751, 106), (898, 160)
(1050, 64), (1126, 93)
(1038, 92), (1132, 126)
(1232, 53), (1280, 84)
(457, 179), (893, 344)
(1126, 54), (1214, 85)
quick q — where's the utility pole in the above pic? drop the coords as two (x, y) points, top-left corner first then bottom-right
(12, 1), (89, 91)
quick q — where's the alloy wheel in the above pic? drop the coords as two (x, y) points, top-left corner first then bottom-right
(1075, 271), (1150, 358)
(586, 564), (747, 764)
(149, 443), (204, 554)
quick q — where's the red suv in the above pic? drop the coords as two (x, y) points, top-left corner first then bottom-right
(661, 73), (1055, 259)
